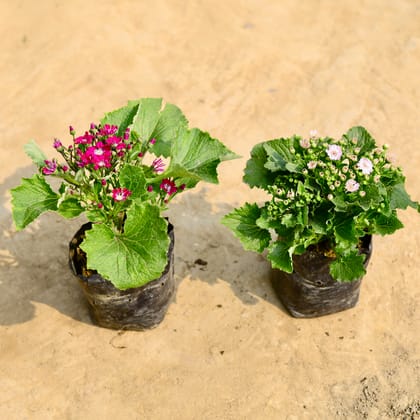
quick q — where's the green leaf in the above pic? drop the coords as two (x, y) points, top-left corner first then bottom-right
(373, 212), (404, 235)
(334, 215), (357, 245)
(24, 140), (47, 167)
(10, 174), (59, 230)
(390, 183), (418, 210)
(170, 128), (238, 184)
(57, 196), (84, 218)
(343, 126), (376, 155)
(243, 142), (276, 189)
(119, 164), (148, 201)
(80, 203), (170, 290)
(263, 138), (295, 172)
(330, 252), (366, 282)
(129, 98), (163, 145)
(151, 103), (188, 157)
(101, 102), (140, 137)
(267, 241), (294, 273)
(221, 203), (271, 253)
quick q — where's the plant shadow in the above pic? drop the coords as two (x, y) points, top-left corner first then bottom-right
(166, 187), (287, 312)
(0, 168), (287, 327)
(0, 166), (91, 326)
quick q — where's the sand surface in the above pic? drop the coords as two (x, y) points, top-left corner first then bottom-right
(1, 1), (420, 419)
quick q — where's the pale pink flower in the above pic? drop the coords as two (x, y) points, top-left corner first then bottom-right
(309, 129), (318, 138)
(345, 179), (360, 193)
(299, 138), (310, 149)
(356, 157), (373, 175)
(326, 144), (342, 160)
(307, 161), (317, 170)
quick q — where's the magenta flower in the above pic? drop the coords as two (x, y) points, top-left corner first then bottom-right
(356, 157), (373, 175)
(112, 188), (132, 202)
(147, 185), (154, 192)
(326, 144), (342, 160)
(160, 179), (177, 196)
(74, 132), (94, 145)
(53, 139), (63, 149)
(149, 138), (156, 145)
(106, 136), (122, 147)
(69, 125), (75, 135)
(42, 160), (57, 175)
(345, 179), (360, 193)
(123, 128), (130, 140)
(99, 124), (118, 136)
(152, 158), (165, 173)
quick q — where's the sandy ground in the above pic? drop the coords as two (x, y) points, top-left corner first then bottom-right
(1, 1), (420, 419)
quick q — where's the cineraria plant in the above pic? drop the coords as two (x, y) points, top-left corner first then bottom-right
(11, 98), (237, 289)
(222, 126), (419, 282)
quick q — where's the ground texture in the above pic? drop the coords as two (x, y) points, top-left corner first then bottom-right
(1, 1), (419, 419)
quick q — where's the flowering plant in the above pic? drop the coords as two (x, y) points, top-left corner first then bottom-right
(11, 98), (237, 289)
(222, 127), (419, 282)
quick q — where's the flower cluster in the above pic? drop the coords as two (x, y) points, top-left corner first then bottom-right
(266, 131), (397, 222)
(223, 126), (419, 282)
(39, 122), (187, 229)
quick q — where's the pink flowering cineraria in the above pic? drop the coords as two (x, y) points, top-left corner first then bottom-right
(37, 120), (192, 224)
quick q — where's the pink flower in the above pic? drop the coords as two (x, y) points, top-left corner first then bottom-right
(101, 179), (107, 186)
(61, 165), (69, 172)
(99, 124), (118, 136)
(326, 144), (342, 160)
(74, 132), (94, 145)
(112, 188), (132, 202)
(307, 160), (317, 170)
(299, 138), (310, 149)
(160, 179), (177, 196)
(69, 125), (75, 135)
(42, 160), (57, 175)
(152, 158), (165, 173)
(106, 136), (122, 147)
(149, 138), (156, 145)
(147, 185), (154, 192)
(345, 179), (360, 193)
(123, 128), (130, 140)
(356, 157), (373, 175)
(309, 129), (318, 138)
(53, 139), (63, 149)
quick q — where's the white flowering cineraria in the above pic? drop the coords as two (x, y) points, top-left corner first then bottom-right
(223, 126), (419, 282)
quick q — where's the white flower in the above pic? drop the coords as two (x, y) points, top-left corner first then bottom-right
(307, 160), (317, 169)
(309, 129), (318, 138)
(299, 138), (310, 149)
(326, 144), (342, 160)
(345, 179), (360, 193)
(356, 157), (373, 175)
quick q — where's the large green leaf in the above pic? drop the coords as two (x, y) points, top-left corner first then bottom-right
(80, 203), (170, 290)
(243, 142), (276, 189)
(267, 241), (294, 273)
(24, 140), (47, 167)
(330, 252), (366, 282)
(57, 196), (84, 218)
(119, 164), (148, 201)
(150, 103), (188, 157)
(263, 138), (295, 172)
(373, 212), (404, 235)
(343, 126), (376, 155)
(170, 128), (238, 184)
(221, 203), (271, 253)
(129, 98), (163, 145)
(10, 174), (59, 230)
(101, 102), (140, 137)
(390, 183), (419, 211)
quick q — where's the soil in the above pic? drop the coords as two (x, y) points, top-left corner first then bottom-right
(1, 1), (419, 419)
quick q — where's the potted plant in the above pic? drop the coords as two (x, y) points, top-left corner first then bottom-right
(11, 98), (237, 330)
(222, 127), (419, 318)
